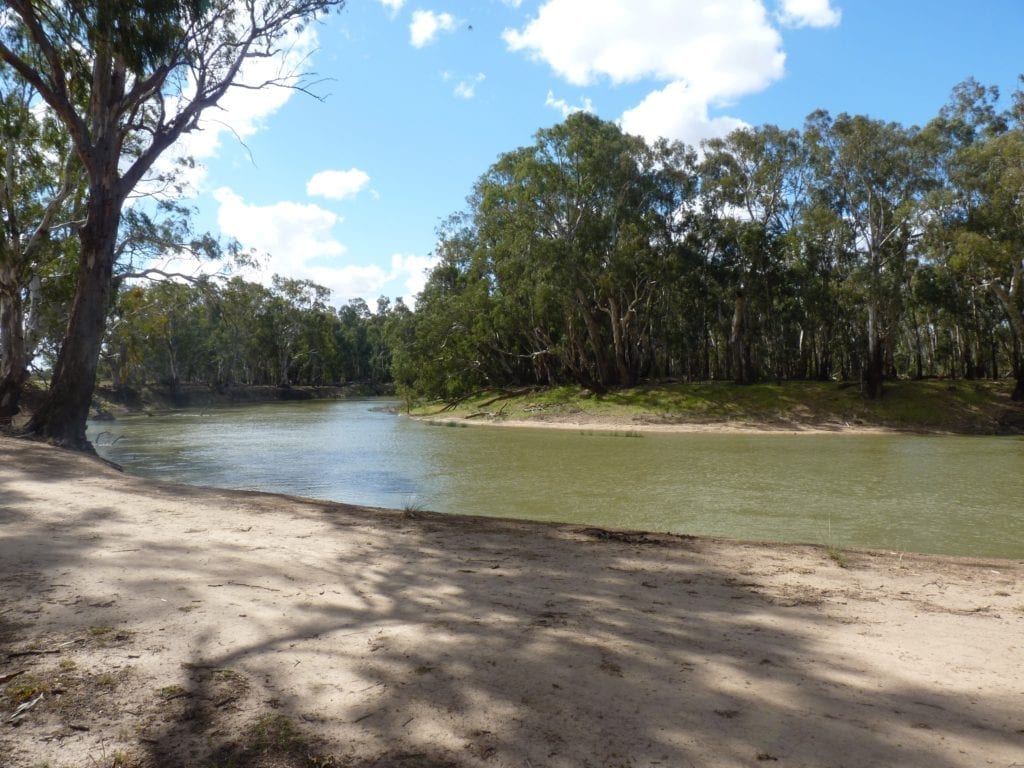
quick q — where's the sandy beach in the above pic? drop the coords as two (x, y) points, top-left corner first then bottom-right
(413, 412), (901, 435)
(1, 434), (1022, 767)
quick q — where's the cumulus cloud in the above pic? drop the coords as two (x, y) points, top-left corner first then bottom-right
(504, 0), (813, 146)
(545, 90), (594, 118)
(620, 82), (748, 148)
(211, 187), (434, 305)
(778, 0), (841, 28)
(454, 73), (486, 99)
(410, 10), (457, 47)
(214, 187), (346, 267)
(376, 0), (405, 15)
(306, 168), (371, 200)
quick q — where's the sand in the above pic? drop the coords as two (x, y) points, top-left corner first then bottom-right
(1, 435), (1022, 767)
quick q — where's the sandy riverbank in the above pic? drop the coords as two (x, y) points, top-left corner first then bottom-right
(1, 435), (1022, 767)
(413, 412), (902, 435)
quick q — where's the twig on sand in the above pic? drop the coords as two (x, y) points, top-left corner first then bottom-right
(225, 581), (281, 592)
(7, 637), (83, 658)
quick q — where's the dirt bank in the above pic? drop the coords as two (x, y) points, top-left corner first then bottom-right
(1, 436), (1021, 767)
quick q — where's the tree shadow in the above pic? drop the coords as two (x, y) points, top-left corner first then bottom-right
(131, 509), (1021, 767)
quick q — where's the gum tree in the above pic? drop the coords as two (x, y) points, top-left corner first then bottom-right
(0, 0), (346, 449)
(804, 111), (930, 398)
(0, 80), (82, 423)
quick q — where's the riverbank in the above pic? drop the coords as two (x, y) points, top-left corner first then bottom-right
(2, 436), (1021, 767)
(410, 379), (1024, 435)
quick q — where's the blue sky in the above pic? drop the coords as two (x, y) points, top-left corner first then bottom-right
(164, 0), (1024, 307)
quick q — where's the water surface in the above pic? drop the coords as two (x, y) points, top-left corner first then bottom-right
(88, 399), (1024, 559)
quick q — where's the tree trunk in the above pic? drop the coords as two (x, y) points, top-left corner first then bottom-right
(0, 271), (27, 422)
(864, 302), (884, 399)
(730, 289), (750, 385)
(22, 188), (121, 449)
(1014, 371), (1024, 401)
(574, 288), (611, 388)
(605, 295), (635, 387)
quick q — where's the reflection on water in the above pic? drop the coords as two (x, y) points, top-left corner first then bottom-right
(89, 399), (1024, 559)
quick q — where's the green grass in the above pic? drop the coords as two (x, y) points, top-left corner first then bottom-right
(410, 379), (1020, 434)
(826, 546), (850, 569)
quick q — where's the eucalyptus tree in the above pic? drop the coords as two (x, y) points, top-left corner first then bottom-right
(804, 111), (931, 398)
(0, 0), (346, 449)
(937, 119), (1024, 397)
(395, 218), (501, 399)
(0, 79), (82, 423)
(701, 124), (806, 382)
(473, 112), (693, 389)
(265, 276), (331, 387)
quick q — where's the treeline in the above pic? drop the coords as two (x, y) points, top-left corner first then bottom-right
(390, 79), (1024, 401)
(101, 276), (407, 392)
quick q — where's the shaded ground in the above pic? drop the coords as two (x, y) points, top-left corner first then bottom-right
(1, 436), (1022, 767)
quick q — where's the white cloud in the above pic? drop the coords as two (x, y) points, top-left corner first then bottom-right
(778, 0), (841, 28)
(545, 90), (594, 118)
(376, 0), (405, 15)
(620, 81), (748, 148)
(212, 187), (435, 305)
(306, 168), (371, 200)
(454, 73), (486, 99)
(410, 10), (457, 48)
(504, 0), (784, 89)
(504, 0), (799, 146)
(502, 0), (523, 7)
(214, 187), (346, 269)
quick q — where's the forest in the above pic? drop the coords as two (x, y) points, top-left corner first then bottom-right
(2, 1), (1024, 442)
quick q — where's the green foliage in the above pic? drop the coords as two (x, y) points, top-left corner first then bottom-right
(102, 275), (398, 390)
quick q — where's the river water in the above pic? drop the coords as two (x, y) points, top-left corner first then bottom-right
(88, 398), (1024, 559)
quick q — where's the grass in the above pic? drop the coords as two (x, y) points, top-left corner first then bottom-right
(207, 713), (326, 768)
(409, 379), (1021, 434)
(403, 500), (427, 516)
(247, 714), (303, 752)
(5, 672), (51, 703)
(826, 546), (850, 569)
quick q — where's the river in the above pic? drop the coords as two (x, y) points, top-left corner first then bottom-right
(88, 398), (1024, 559)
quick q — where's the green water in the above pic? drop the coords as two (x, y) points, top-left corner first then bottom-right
(88, 399), (1024, 559)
